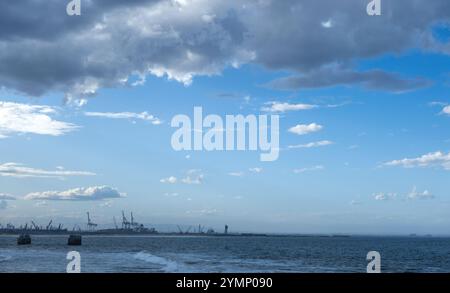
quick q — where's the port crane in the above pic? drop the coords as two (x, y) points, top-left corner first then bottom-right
(86, 212), (98, 231)
(46, 220), (53, 230)
(121, 211), (130, 229)
(130, 212), (138, 228)
(31, 221), (39, 231)
(177, 225), (193, 234)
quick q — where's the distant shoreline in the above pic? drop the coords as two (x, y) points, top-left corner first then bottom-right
(0, 233), (446, 238)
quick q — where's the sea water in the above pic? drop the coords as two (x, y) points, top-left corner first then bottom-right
(0, 235), (449, 273)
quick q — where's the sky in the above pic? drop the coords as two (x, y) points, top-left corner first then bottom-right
(1, 0), (450, 235)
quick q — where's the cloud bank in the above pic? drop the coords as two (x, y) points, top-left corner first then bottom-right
(383, 151), (450, 170)
(288, 140), (334, 149)
(0, 162), (96, 178)
(0, 193), (16, 210)
(84, 111), (162, 125)
(1, 0), (448, 100)
(262, 102), (317, 113)
(24, 186), (125, 201)
(0, 193), (16, 200)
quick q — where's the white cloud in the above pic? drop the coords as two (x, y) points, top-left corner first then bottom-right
(99, 201), (113, 208)
(0, 101), (78, 138)
(84, 111), (162, 125)
(442, 105), (450, 115)
(228, 171), (244, 177)
(293, 165), (324, 173)
(182, 169), (204, 184)
(186, 208), (218, 216)
(261, 102), (317, 113)
(288, 123), (323, 135)
(0, 193), (16, 200)
(75, 99), (88, 107)
(407, 186), (434, 200)
(288, 140), (334, 149)
(249, 167), (262, 173)
(160, 176), (177, 184)
(0, 162), (95, 179)
(0, 193), (15, 209)
(321, 19), (333, 28)
(160, 170), (204, 185)
(24, 186), (125, 201)
(374, 192), (397, 201)
(383, 151), (450, 170)
(373, 187), (434, 201)
(34, 200), (48, 207)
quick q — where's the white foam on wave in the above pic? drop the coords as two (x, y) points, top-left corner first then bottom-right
(133, 251), (178, 272)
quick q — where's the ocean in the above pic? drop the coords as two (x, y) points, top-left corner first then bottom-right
(1, 235), (449, 273)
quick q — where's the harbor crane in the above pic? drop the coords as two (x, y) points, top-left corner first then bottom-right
(122, 211), (130, 229)
(31, 221), (39, 231)
(86, 212), (98, 231)
(177, 225), (195, 234)
(46, 220), (53, 230)
(130, 212), (138, 227)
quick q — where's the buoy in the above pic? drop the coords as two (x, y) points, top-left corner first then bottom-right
(68, 234), (82, 246)
(17, 234), (31, 245)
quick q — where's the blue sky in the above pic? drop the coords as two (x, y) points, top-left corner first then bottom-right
(1, 0), (450, 234)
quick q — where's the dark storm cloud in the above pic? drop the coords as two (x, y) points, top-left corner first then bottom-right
(268, 69), (432, 92)
(0, 0), (160, 40)
(0, 0), (449, 99)
(246, 0), (450, 71)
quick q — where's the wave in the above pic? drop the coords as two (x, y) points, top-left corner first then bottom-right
(0, 253), (12, 262)
(133, 251), (178, 272)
